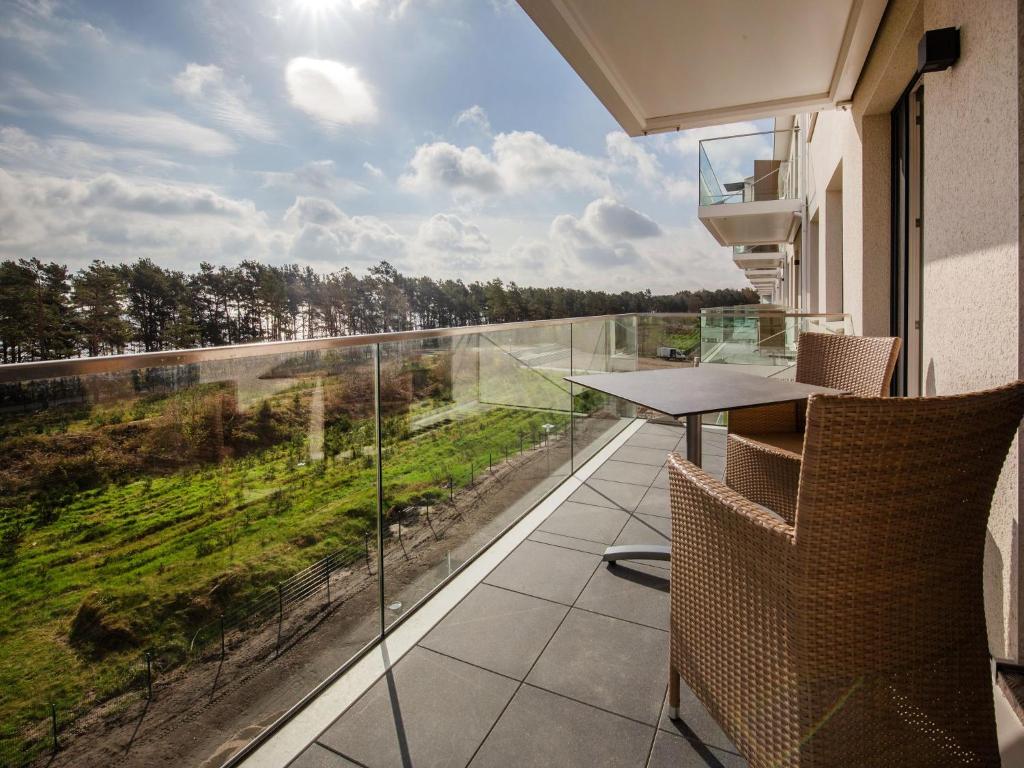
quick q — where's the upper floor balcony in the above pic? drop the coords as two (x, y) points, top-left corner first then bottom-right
(698, 129), (802, 247)
(733, 245), (785, 271)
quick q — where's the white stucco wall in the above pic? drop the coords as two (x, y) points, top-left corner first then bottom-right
(805, 0), (1021, 656)
(920, 0), (1020, 656)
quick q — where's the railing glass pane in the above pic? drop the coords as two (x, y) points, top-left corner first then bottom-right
(0, 345), (380, 766)
(570, 317), (637, 469)
(378, 323), (573, 627)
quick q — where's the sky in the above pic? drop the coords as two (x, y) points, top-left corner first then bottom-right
(0, 0), (772, 293)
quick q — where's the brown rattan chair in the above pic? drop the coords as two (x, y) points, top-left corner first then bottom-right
(663, 382), (1024, 765)
(667, 381), (1024, 767)
(726, 332), (900, 523)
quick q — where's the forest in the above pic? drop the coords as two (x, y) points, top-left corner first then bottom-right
(0, 257), (757, 363)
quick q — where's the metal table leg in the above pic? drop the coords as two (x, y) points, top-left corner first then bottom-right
(602, 413), (701, 566)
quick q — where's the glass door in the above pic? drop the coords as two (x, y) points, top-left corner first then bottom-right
(890, 83), (924, 395)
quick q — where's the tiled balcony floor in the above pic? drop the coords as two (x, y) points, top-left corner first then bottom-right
(283, 421), (745, 768)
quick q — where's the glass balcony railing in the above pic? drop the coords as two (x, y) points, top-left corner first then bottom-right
(699, 306), (853, 377)
(698, 129), (799, 206)
(0, 311), (706, 767)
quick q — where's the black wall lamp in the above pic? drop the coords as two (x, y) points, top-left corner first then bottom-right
(917, 27), (960, 75)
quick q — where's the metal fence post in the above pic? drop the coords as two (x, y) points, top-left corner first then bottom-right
(49, 703), (58, 755)
(488, 452), (492, 472)
(220, 614), (225, 659)
(276, 584), (283, 656)
(448, 475), (453, 502)
(519, 432), (523, 454)
(145, 651), (153, 700)
(325, 559), (331, 607)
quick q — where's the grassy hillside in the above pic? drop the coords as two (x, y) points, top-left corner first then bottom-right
(0, 354), (572, 741)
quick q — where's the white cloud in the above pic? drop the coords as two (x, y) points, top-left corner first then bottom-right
(400, 131), (611, 199)
(284, 196), (406, 265)
(259, 160), (367, 198)
(580, 196), (660, 240)
(605, 131), (661, 186)
(173, 63), (277, 142)
(550, 198), (660, 268)
(363, 161), (384, 178)
(493, 131), (610, 195)
(0, 125), (181, 175)
(400, 141), (502, 194)
(59, 108), (236, 156)
(455, 105), (491, 134)
(285, 57), (378, 128)
(0, 168), (280, 267)
(417, 213), (490, 253)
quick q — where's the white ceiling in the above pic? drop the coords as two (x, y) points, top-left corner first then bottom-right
(519, 0), (888, 135)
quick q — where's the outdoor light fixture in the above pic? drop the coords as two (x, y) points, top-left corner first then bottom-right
(918, 27), (960, 75)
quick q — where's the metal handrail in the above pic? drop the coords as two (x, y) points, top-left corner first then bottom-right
(0, 313), (634, 384)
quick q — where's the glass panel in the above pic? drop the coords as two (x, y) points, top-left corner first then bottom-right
(378, 324), (573, 627)
(0, 345), (380, 766)
(570, 317), (637, 470)
(698, 130), (796, 206)
(700, 308), (854, 378)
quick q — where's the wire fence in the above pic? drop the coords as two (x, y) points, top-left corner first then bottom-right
(0, 419), (574, 767)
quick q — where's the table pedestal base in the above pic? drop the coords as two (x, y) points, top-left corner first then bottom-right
(602, 413), (702, 566)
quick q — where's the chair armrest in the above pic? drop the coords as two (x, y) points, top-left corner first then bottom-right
(724, 433), (801, 525)
(667, 452), (796, 549)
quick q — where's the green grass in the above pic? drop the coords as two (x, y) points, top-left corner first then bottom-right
(0, 389), (569, 736)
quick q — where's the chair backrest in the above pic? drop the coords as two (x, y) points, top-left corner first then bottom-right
(794, 381), (1024, 671)
(795, 332), (900, 396)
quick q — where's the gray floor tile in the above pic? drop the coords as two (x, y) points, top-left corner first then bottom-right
(538, 501), (631, 544)
(626, 432), (680, 450)
(575, 561), (669, 630)
(640, 422), (685, 437)
(484, 539), (600, 605)
(419, 583), (567, 679)
(648, 730), (747, 768)
(569, 478), (648, 511)
(528, 529), (609, 555)
(318, 647), (516, 768)
(635, 486), (671, 518)
(591, 459), (662, 486)
(289, 743), (360, 767)
(611, 445), (672, 466)
(614, 513), (670, 546)
(652, 467), (671, 489)
(659, 687), (739, 753)
(469, 685), (653, 768)
(526, 608), (668, 725)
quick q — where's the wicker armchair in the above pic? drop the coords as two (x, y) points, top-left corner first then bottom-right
(667, 381), (1024, 768)
(726, 332), (900, 523)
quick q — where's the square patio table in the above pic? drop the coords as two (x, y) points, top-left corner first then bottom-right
(565, 365), (846, 565)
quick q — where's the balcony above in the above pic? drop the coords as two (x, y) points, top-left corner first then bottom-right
(698, 130), (802, 247)
(516, 0), (887, 135)
(733, 245), (784, 271)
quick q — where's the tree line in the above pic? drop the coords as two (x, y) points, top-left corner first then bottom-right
(0, 257), (757, 363)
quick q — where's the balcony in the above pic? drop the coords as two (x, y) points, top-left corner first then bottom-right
(4, 309), (1023, 767)
(732, 245), (784, 271)
(697, 130), (802, 247)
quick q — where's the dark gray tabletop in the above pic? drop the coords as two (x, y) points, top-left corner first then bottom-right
(565, 366), (846, 418)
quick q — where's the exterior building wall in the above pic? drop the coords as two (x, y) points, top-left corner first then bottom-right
(919, 0), (1020, 656)
(803, 0), (1021, 656)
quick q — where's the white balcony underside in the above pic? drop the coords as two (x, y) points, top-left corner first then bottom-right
(733, 254), (783, 271)
(698, 198), (803, 247)
(516, 0), (886, 136)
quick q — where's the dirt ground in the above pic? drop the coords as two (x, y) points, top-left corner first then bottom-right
(43, 418), (618, 768)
